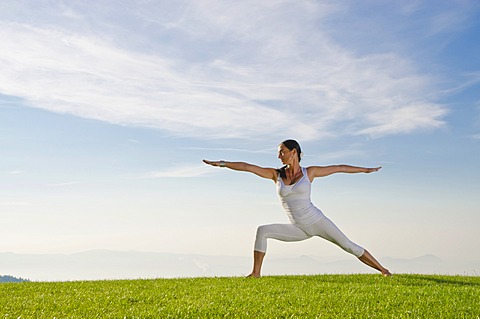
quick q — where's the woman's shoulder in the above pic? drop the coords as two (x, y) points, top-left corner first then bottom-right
(305, 166), (323, 181)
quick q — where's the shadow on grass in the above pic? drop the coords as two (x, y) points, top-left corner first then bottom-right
(401, 274), (480, 287)
(268, 274), (480, 287)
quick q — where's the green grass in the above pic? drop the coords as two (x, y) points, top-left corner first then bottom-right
(1, 274), (479, 318)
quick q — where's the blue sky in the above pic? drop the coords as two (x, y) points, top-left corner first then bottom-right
(1, 1), (479, 275)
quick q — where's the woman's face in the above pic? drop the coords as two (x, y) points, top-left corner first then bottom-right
(278, 144), (296, 165)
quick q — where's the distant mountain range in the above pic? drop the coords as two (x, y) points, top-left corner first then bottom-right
(1, 250), (477, 282)
(0, 275), (29, 283)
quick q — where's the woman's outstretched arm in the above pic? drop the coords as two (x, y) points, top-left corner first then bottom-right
(308, 165), (381, 179)
(203, 160), (277, 182)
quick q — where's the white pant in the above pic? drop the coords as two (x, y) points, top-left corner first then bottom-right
(254, 216), (365, 257)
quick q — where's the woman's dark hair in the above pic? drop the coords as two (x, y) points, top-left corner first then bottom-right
(276, 139), (302, 178)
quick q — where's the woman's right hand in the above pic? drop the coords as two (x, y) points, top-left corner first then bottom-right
(203, 159), (224, 167)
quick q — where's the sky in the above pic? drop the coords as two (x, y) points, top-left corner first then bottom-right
(1, 0), (480, 276)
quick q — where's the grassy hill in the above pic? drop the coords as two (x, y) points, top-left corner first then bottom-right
(1, 274), (479, 318)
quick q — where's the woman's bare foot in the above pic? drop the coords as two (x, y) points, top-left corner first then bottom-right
(358, 250), (392, 277)
(382, 269), (393, 277)
(246, 272), (260, 278)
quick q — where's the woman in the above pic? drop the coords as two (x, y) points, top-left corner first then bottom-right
(203, 139), (392, 277)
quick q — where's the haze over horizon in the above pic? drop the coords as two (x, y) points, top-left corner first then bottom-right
(2, 249), (476, 282)
(1, 1), (479, 280)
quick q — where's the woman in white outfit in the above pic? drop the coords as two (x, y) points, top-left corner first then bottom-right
(203, 139), (392, 277)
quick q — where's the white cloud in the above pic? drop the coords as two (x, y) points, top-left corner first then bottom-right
(8, 170), (25, 175)
(140, 164), (212, 179)
(425, 7), (473, 37)
(0, 1), (450, 141)
(47, 181), (82, 187)
(0, 201), (30, 207)
(358, 102), (448, 137)
(184, 146), (275, 154)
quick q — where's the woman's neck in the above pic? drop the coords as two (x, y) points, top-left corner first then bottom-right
(286, 163), (301, 174)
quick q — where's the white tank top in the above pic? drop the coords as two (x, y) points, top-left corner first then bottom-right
(277, 166), (324, 226)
